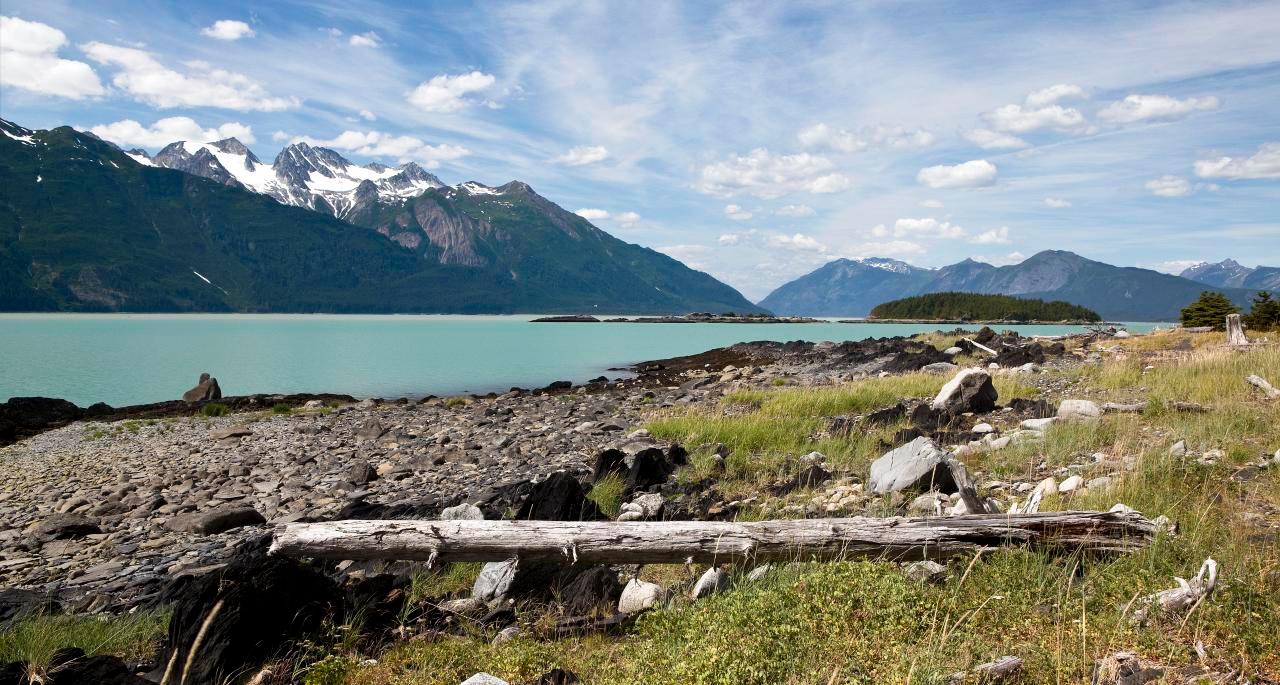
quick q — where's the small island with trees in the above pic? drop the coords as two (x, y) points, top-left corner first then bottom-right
(864, 292), (1102, 323)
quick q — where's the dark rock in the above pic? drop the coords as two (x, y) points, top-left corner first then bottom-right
(625, 448), (677, 493)
(182, 372), (222, 403)
(1008, 398), (1056, 418)
(0, 396), (85, 446)
(164, 506), (265, 534)
(931, 369), (998, 416)
(772, 464), (832, 495)
(46, 654), (151, 684)
(546, 380), (573, 390)
(346, 462), (377, 485)
(530, 315), (599, 323)
(515, 472), (601, 522)
(0, 588), (60, 626)
(355, 418), (387, 442)
(151, 536), (337, 685)
(210, 426), (251, 440)
(881, 346), (950, 373)
(994, 343), (1045, 367)
(558, 566), (622, 615)
(591, 449), (627, 482)
(974, 327), (997, 344)
(865, 402), (908, 427)
(28, 514), (101, 541)
(527, 669), (581, 685)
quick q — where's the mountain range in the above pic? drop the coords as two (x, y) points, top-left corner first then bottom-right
(1179, 259), (1280, 291)
(0, 118), (762, 314)
(760, 251), (1274, 321)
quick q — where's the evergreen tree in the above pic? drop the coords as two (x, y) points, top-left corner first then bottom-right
(1180, 291), (1239, 330)
(1244, 290), (1280, 331)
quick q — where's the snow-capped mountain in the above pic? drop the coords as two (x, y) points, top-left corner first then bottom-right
(135, 138), (444, 220)
(1180, 259), (1280, 291)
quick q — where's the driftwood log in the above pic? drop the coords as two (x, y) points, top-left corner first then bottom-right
(270, 511), (1155, 565)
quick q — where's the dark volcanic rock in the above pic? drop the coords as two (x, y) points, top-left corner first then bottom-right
(0, 397), (87, 445)
(0, 588), (60, 627)
(152, 537), (337, 685)
(591, 449), (627, 482)
(164, 506), (265, 534)
(515, 472), (602, 521)
(1009, 398), (1056, 418)
(625, 448), (679, 493)
(772, 464), (832, 495)
(44, 654), (151, 684)
(559, 566), (623, 615)
(994, 343), (1046, 367)
(181, 372), (222, 403)
(527, 669), (582, 685)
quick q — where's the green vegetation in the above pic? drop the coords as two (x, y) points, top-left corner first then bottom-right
(586, 472), (626, 517)
(272, 402), (294, 414)
(200, 402), (229, 417)
(870, 291), (1100, 322)
(444, 397), (468, 408)
(1244, 291), (1280, 331)
(1180, 291), (1238, 329)
(0, 611), (169, 667)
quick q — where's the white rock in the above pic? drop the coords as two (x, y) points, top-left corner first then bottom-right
(618, 578), (664, 613)
(1021, 417), (1055, 431)
(1015, 363), (1040, 373)
(972, 423), (995, 434)
(630, 493), (665, 518)
(440, 503), (483, 521)
(1113, 330), (1131, 338)
(691, 566), (730, 599)
(472, 559), (518, 602)
(1109, 503), (1137, 514)
(801, 451), (826, 465)
(616, 511), (643, 521)
(988, 362), (1000, 369)
(1059, 475), (1084, 492)
(1086, 476), (1113, 491)
(461, 673), (509, 685)
(988, 436), (1011, 450)
(1032, 477), (1058, 498)
(746, 564), (773, 582)
(1057, 399), (1102, 421)
(943, 346), (964, 356)
(1169, 440), (1187, 458)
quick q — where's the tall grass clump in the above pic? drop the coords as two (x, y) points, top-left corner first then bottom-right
(200, 402), (228, 417)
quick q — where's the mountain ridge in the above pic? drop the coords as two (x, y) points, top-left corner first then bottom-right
(1180, 259), (1280, 291)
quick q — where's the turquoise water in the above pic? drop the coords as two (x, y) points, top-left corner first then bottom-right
(0, 315), (1160, 407)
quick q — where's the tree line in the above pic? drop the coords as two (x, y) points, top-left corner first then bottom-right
(1181, 290), (1280, 330)
(869, 292), (1101, 322)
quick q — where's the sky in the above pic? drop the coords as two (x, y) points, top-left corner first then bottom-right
(2, 1), (1279, 301)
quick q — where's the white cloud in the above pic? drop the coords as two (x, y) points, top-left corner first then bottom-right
(0, 16), (104, 99)
(718, 233), (741, 245)
(1145, 175), (1191, 197)
(1044, 197), (1072, 208)
(615, 211), (641, 227)
(1025, 84), (1085, 108)
(554, 145), (609, 166)
(797, 123), (933, 153)
(1194, 142), (1280, 179)
(724, 204), (753, 221)
(575, 208), (610, 220)
(971, 226), (1011, 244)
(848, 240), (926, 258)
(89, 117), (255, 147)
(292, 130), (468, 168)
(767, 233), (826, 251)
(775, 204), (815, 217)
(984, 103), (1084, 133)
(407, 71), (496, 113)
(573, 208), (639, 227)
(974, 251), (1027, 266)
(1098, 94), (1219, 124)
(271, 130), (291, 142)
(1151, 259), (1205, 274)
(698, 148), (851, 198)
(917, 159), (997, 189)
(920, 199), (944, 208)
(964, 129), (1028, 150)
(656, 244), (710, 268)
(82, 42), (296, 110)
(349, 31), (381, 48)
(891, 217), (966, 239)
(358, 109), (376, 121)
(200, 20), (254, 41)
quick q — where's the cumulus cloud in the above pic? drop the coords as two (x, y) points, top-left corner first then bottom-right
(971, 226), (1011, 244)
(797, 123), (933, 153)
(407, 71), (496, 113)
(964, 128), (1028, 150)
(575, 208), (610, 220)
(1194, 142), (1280, 179)
(358, 109), (376, 121)
(1025, 84), (1085, 108)
(291, 130), (468, 168)
(985, 103), (1084, 132)
(0, 16), (104, 99)
(1098, 94), (1219, 124)
(90, 117), (255, 147)
(554, 145), (609, 166)
(573, 208), (639, 227)
(615, 211), (641, 227)
(917, 159), (997, 189)
(724, 204), (753, 221)
(1145, 175), (1191, 197)
(974, 251), (1026, 266)
(698, 148), (851, 198)
(82, 42), (296, 110)
(1044, 197), (1072, 208)
(718, 233), (741, 245)
(200, 20), (254, 41)
(888, 217), (966, 240)
(349, 31), (380, 47)
(775, 204), (815, 217)
(767, 233), (826, 251)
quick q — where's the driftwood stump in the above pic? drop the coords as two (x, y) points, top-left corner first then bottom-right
(1226, 314), (1249, 346)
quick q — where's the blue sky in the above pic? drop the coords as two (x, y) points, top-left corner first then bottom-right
(2, 0), (1278, 300)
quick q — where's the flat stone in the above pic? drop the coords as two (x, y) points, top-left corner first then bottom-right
(868, 437), (955, 494)
(211, 426), (252, 440)
(1057, 399), (1101, 421)
(28, 514), (101, 541)
(164, 507), (265, 535)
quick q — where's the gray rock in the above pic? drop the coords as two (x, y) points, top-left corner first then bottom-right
(1021, 417), (1055, 431)
(618, 578), (664, 613)
(1169, 440), (1187, 458)
(943, 346), (964, 356)
(930, 369), (998, 415)
(746, 564), (773, 582)
(904, 560), (948, 583)
(438, 597), (487, 616)
(472, 559), (519, 602)
(441, 503), (484, 521)
(691, 566), (729, 599)
(868, 437), (953, 494)
(922, 362), (960, 375)
(355, 419), (387, 442)
(211, 426), (251, 440)
(460, 674), (510, 685)
(28, 514), (101, 541)
(629, 493), (664, 519)
(1057, 399), (1102, 421)
(182, 372), (222, 403)
(164, 506), (265, 534)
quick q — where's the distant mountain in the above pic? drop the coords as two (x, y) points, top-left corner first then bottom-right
(762, 250), (1272, 321)
(0, 118), (762, 315)
(135, 138), (444, 220)
(1180, 259), (1280, 291)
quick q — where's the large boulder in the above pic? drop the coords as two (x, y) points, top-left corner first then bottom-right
(559, 566), (623, 614)
(151, 537), (337, 685)
(1057, 399), (1102, 421)
(28, 514), (101, 541)
(0, 397), (87, 445)
(182, 372), (222, 403)
(164, 506), (265, 535)
(930, 368), (998, 415)
(515, 472), (601, 522)
(868, 437), (959, 494)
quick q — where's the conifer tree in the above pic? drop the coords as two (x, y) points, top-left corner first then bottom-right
(1180, 291), (1239, 330)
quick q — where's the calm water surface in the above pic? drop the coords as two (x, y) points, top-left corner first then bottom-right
(0, 315), (1160, 407)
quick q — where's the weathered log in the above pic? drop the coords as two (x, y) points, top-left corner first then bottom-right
(1102, 401), (1147, 414)
(1246, 374), (1280, 400)
(1226, 313), (1249, 346)
(963, 337), (999, 356)
(270, 511), (1155, 565)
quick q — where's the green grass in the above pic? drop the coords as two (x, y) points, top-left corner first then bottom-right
(0, 611), (169, 667)
(200, 402), (228, 417)
(445, 397), (468, 408)
(586, 473), (626, 517)
(273, 402), (293, 414)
